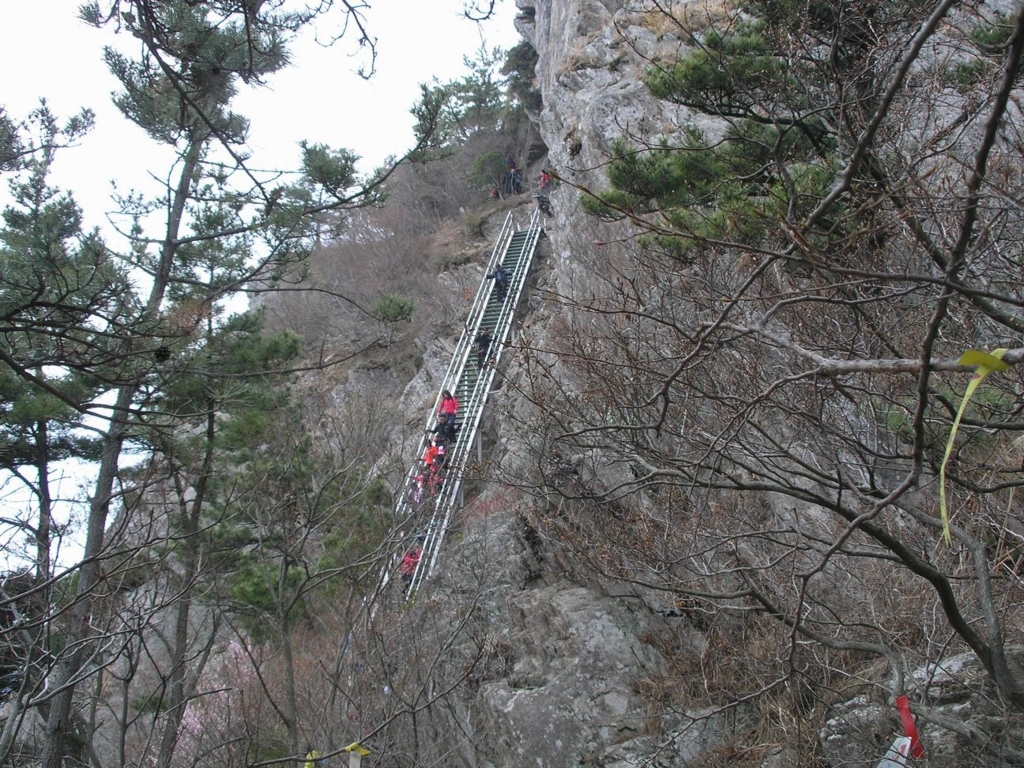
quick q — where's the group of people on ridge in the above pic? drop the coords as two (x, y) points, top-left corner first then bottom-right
(411, 389), (459, 501)
(490, 155), (555, 220)
(407, 326), (495, 524)
(501, 153), (524, 195)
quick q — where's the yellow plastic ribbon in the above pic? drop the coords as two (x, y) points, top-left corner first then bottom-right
(939, 349), (1009, 543)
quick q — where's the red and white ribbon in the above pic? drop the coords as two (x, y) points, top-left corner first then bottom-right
(877, 696), (924, 766)
(895, 695), (925, 758)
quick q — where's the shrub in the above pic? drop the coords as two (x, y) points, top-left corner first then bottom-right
(951, 58), (990, 92)
(373, 295), (415, 323)
(971, 13), (1016, 54)
(469, 149), (507, 191)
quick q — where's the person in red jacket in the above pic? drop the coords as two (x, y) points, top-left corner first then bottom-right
(424, 437), (447, 493)
(400, 545), (421, 585)
(438, 390), (458, 432)
(423, 439), (439, 471)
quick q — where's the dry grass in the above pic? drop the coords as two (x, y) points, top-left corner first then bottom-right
(628, 0), (736, 39)
(554, 38), (611, 79)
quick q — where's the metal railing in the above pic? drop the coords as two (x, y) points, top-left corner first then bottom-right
(381, 208), (543, 596)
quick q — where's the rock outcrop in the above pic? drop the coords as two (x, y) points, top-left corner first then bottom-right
(391, 0), (1024, 766)
(389, 2), (744, 765)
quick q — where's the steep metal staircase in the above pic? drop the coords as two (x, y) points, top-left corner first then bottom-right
(382, 208), (543, 596)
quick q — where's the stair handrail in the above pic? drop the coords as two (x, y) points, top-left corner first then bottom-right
(430, 212), (515, 411)
(420, 211), (542, 582)
(390, 208), (544, 594)
(387, 212), (516, 520)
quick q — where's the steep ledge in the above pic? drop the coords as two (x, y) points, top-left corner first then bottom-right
(409, 1), (744, 765)
(407, 0), (1024, 766)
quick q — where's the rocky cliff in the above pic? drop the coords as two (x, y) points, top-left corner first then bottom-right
(377, 0), (1024, 766)
(375, 1), (770, 765)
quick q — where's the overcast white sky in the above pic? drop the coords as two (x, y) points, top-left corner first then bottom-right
(0, 0), (522, 570)
(0, 0), (522, 230)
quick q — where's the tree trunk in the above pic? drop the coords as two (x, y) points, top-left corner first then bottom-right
(34, 416), (52, 582)
(40, 136), (204, 768)
(156, 403), (217, 768)
(280, 562), (300, 758)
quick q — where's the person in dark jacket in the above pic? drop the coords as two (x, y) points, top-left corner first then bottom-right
(487, 266), (510, 299)
(475, 328), (492, 370)
(536, 193), (553, 217)
(430, 414), (456, 445)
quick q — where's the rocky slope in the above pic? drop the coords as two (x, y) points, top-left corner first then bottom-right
(372, 1), (767, 765)
(370, 0), (1024, 766)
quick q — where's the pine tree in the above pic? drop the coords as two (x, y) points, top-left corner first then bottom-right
(14, 4), (432, 766)
(0, 105), (119, 582)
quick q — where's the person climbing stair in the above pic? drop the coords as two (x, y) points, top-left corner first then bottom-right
(487, 265), (511, 300)
(475, 328), (492, 370)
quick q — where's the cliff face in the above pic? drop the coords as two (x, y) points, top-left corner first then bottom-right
(523, 0), (688, 182)
(410, 2), (744, 766)
(402, 0), (1024, 766)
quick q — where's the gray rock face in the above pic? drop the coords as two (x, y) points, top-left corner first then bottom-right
(478, 586), (660, 765)
(397, 0), (1024, 765)
(520, 0), (693, 191)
